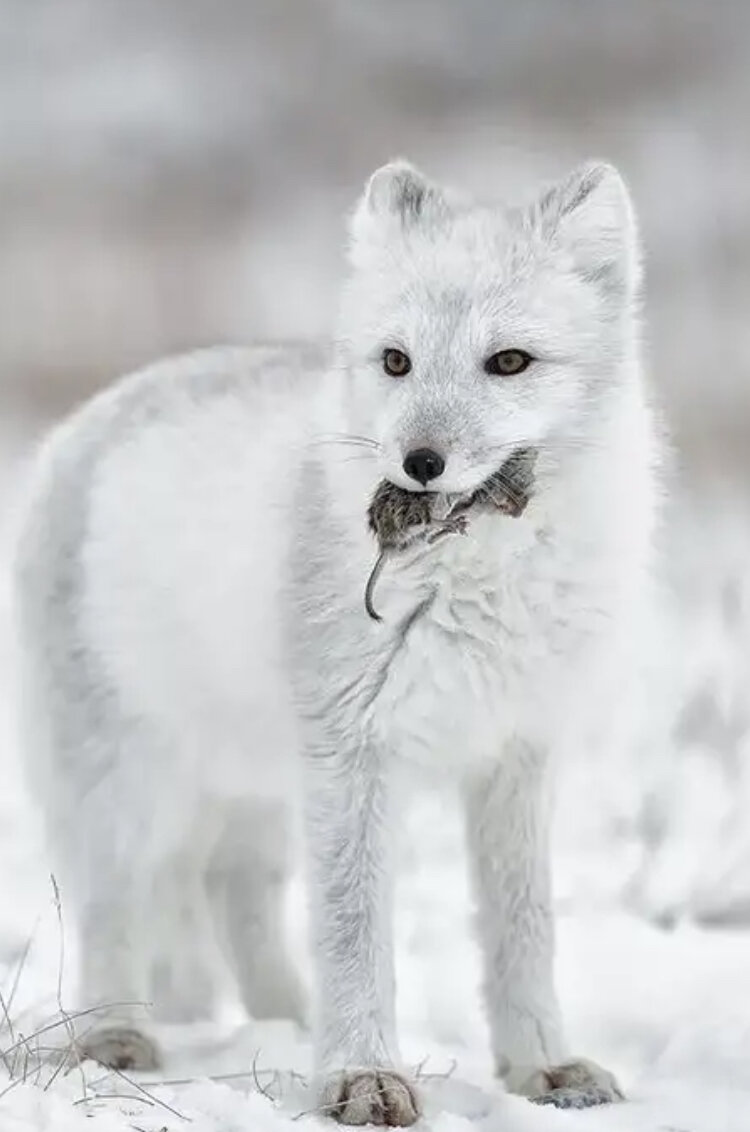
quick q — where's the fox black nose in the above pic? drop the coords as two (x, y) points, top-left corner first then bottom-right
(403, 447), (445, 486)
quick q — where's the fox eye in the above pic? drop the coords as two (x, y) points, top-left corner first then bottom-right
(484, 349), (533, 376)
(382, 348), (411, 377)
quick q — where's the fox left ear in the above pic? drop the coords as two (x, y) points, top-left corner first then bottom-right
(532, 162), (641, 298)
(348, 160), (448, 264)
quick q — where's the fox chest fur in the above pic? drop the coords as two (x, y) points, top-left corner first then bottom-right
(288, 469), (624, 777)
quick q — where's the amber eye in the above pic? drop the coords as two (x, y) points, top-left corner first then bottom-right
(382, 348), (411, 377)
(484, 349), (533, 376)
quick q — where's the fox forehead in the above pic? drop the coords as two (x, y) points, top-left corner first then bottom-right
(367, 203), (544, 288)
(349, 228), (601, 361)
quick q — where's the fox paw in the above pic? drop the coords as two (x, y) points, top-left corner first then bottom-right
(320, 1069), (420, 1125)
(520, 1058), (624, 1108)
(78, 1026), (161, 1071)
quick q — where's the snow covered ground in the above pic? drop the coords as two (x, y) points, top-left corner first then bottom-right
(2, 419), (750, 1131)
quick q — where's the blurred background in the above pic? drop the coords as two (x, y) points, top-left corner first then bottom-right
(1, 0), (750, 995)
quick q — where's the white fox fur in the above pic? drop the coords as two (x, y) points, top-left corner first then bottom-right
(13, 160), (656, 1121)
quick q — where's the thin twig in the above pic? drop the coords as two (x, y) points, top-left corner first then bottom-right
(251, 1048), (278, 1102)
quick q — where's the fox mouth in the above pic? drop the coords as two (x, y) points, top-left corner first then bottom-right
(376, 446), (537, 541)
(365, 447), (537, 621)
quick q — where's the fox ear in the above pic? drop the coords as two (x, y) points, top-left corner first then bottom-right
(348, 160), (448, 262)
(532, 162), (641, 298)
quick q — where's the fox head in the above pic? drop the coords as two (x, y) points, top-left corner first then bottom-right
(335, 160), (641, 496)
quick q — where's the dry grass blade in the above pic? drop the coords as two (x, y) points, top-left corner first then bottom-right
(102, 1063), (192, 1123)
(0, 989), (15, 1073)
(0, 1074), (23, 1101)
(1, 1001), (147, 1062)
(143, 1064), (295, 1090)
(49, 874), (87, 1099)
(73, 1091), (155, 1107)
(43, 1025), (83, 1092)
(21, 1039), (31, 1082)
(3, 925), (37, 1022)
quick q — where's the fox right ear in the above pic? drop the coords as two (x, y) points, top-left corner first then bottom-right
(348, 161), (447, 262)
(531, 162), (641, 299)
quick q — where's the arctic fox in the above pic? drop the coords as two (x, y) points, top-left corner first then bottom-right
(14, 160), (656, 1122)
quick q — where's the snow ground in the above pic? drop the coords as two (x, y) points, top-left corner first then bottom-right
(2, 420), (750, 1131)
